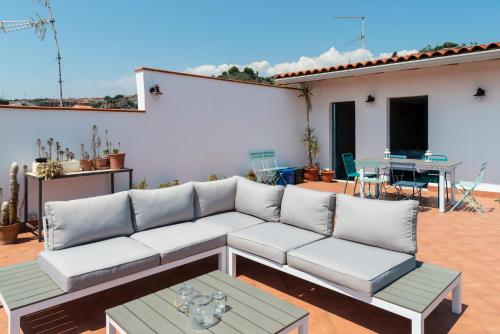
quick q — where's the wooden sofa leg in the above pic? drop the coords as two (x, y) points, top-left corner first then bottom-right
(228, 251), (237, 277)
(452, 279), (462, 314)
(8, 311), (20, 334)
(411, 315), (424, 334)
(218, 247), (227, 274)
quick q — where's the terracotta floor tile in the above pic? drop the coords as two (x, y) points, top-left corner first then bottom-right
(0, 181), (499, 333)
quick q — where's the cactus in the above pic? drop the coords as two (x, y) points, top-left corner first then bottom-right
(8, 162), (19, 225)
(1, 202), (8, 226)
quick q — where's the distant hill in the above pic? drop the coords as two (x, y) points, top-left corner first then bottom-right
(4, 94), (138, 109)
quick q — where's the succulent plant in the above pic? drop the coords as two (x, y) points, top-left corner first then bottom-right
(0, 202), (8, 227)
(8, 162), (19, 225)
(36, 160), (63, 180)
(36, 139), (42, 158)
(208, 174), (219, 182)
(47, 138), (54, 161)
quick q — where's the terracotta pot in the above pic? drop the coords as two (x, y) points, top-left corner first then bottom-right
(321, 170), (335, 183)
(96, 157), (110, 169)
(109, 153), (126, 170)
(303, 167), (319, 181)
(80, 159), (93, 171)
(0, 223), (21, 245)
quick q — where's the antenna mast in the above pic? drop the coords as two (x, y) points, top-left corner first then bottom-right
(335, 16), (366, 49)
(1, 0), (64, 106)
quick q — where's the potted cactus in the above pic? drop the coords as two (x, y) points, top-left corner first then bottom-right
(80, 144), (93, 171)
(0, 163), (22, 245)
(109, 143), (126, 169)
(96, 129), (111, 169)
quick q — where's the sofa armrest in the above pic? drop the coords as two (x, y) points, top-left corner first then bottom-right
(42, 216), (49, 250)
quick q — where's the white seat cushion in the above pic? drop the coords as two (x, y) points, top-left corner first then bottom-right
(228, 223), (325, 264)
(131, 222), (226, 264)
(195, 211), (264, 233)
(38, 237), (160, 292)
(287, 238), (416, 295)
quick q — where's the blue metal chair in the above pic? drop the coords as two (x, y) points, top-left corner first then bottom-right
(356, 160), (387, 199)
(341, 153), (376, 195)
(451, 162), (488, 214)
(390, 154), (407, 159)
(421, 154), (449, 203)
(390, 162), (428, 204)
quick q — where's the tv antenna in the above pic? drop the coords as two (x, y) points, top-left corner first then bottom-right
(335, 16), (366, 49)
(1, 0), (64, 107)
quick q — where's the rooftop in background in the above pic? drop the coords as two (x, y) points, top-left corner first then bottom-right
(275, 42), (500, 81)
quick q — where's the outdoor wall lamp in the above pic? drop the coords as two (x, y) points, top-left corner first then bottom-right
(365, 94), (375, 103)
(473, 87), (485, 97)
(149, 84), (162, 96)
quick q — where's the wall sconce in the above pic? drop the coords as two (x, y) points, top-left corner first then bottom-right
(365, 94), (375, 103)
(149, 84), (162, 96)
(473, 87), (485, 97)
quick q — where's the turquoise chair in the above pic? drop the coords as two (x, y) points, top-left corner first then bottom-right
(420, 154), (449, 203)
(356, 160), (387, 199)
(341, 153), (376, 195)
(390, 162), (427, 204)
(451, 162), (487, 214)
(390, 154), (407, 159)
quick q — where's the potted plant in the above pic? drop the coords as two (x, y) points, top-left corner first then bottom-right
(321, 168), (335, 182)
(299, 85), (321, 181)
(109, 143), (125, 169)
(80, 144), (93, 171)
(0, 163), (22, 245)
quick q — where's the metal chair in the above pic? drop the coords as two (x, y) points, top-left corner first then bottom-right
(356, 160), (387, 199)
(451, 162), (488, 214)
(390, 154), (407, 159)
(250, 152), (268, 183)
(250, 151), (286, 185)
(421, 154), (449, 203)
(390, 162), (428, 204)
(262, 151), (286, 185)
(341, 153), (376, 195)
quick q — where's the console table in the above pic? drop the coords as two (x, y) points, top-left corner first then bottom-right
(23, 168), (133, 241)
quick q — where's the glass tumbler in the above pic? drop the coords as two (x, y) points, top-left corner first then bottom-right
(189, 295), (215, 330)
(212, 291), (227, 316)
(174, 284), (197, 313)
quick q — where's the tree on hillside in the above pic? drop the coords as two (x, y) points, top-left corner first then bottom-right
(218, 66), (274, 84)
(419, 42), (477, 52)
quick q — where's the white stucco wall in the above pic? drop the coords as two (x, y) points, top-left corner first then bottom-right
(0, 71), (305, 220)
(308, 59), (500, 191)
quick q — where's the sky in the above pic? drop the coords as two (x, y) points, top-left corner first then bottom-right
(1, 0), (499, 99)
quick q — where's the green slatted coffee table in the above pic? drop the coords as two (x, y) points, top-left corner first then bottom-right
(105, 270), (309, 334)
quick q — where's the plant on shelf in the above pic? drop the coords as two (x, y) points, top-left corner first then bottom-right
(0, 162), (22, 244)
(36, 160), (63, 180)
(299, 85), (321, 181)
(35, 139), (47, 163)
(132, 178), (148, 189)
(109, 142), (126, 169)
(208, 174), (219, 182)
(159, 180), (180, 188)
(80, 144), (93, 171)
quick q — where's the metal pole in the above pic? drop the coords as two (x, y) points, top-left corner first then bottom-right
(46, 1), (63, 107)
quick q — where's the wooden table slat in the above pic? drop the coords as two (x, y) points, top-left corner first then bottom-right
(208, 271), (307, 319)
(198, 274), (297, 325)
(0, 260), (37, 273)
(106, 306), (156, 334)
(124, 299), (185, 334)
(187, 278), (279, 333)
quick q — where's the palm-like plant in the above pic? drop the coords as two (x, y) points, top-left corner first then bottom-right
(298, 85), (320, 167)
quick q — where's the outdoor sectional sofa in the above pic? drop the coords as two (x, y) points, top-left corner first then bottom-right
(0, 176), (462, 334)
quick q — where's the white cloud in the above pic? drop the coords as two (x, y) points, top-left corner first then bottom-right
(97, 74), (136, 95)
(186, 47), (419, 77)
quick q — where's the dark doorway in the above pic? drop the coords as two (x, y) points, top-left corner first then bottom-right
(389, 96), (428, 159)
(332, 101), (355, 179)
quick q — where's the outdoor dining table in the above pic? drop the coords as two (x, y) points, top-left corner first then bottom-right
(356, 157), (462, 213)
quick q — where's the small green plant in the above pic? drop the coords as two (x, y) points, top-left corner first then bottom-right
(132, 178), (148, 189)
(159, 180), (180, 188)
(245, 170), (257, 182)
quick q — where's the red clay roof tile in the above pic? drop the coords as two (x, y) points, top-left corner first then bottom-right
(275, 42), (500, 79)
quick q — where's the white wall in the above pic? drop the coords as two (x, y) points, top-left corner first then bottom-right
(0, 70), (305, 220)
(308, 58), (500, 191)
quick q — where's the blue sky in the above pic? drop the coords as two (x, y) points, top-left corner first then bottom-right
(1, 0), (499, 99)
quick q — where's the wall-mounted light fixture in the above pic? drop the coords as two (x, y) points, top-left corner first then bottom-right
(149, 84), (162, 96)
(473, 87), (485, 97)
(365, 94), (375, 103)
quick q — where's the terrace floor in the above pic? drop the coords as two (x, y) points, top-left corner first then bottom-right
(0, 181), (499, 334)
